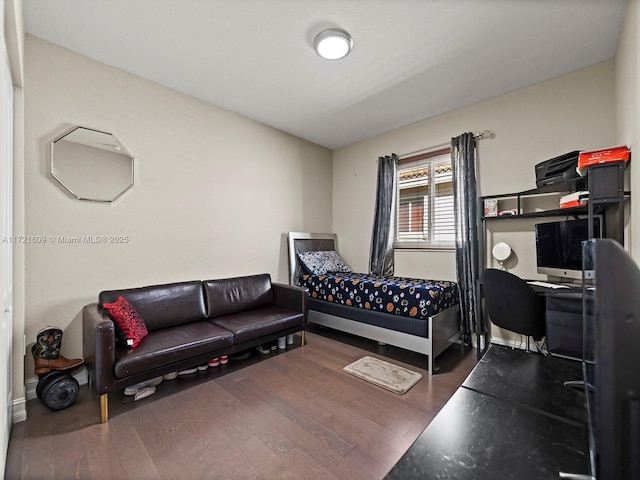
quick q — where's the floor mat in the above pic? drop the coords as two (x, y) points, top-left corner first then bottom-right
(343, 356), (422, 394)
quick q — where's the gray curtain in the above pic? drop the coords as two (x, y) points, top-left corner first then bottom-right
(369, 154), (398, 276)
(451, 133), (479, 345)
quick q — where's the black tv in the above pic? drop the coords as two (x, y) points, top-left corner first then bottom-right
(534, 218), (601, 281)
(581, 239), (640, 480)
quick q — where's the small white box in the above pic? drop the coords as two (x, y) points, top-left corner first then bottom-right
(484, 199), (498, 217)
(559, 191), (589, 209)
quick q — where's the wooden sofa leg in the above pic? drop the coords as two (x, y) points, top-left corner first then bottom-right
(301, 330), (305, 347)
(100, 394), (108, 423)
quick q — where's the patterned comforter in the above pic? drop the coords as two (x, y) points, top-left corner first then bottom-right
(298, 272), (458, 320)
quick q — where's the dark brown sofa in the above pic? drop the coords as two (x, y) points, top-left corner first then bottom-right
(82, 273), (308, 422)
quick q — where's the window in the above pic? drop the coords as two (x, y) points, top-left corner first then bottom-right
(395, 148), (454, 249)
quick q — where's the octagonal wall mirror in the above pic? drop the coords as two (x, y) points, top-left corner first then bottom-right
(50, 126), (134, 202)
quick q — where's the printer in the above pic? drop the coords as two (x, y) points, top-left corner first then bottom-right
(535, 151), (581, 188)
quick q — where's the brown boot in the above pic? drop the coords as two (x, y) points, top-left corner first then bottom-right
(32, 326), (85, 375)
(34, 355), (85, 375)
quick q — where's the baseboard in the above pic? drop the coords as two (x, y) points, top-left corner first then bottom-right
(24, 368), (88, 402)
(12, 397), (26, 423)
(490, 335), (543, 351)
(491, 336), (524, 350)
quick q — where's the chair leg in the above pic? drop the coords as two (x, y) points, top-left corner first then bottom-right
(301, 330), (305, 347)
(100, 394), (108, 423)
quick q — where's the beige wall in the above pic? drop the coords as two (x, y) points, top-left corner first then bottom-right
(333, 62), (615, 282)
(333, 62), (616, 345)
(22, 35), (332, 383)
(615, 0), (639, 261)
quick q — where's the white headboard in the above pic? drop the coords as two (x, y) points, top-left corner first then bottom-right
(287, 232), (338, 285)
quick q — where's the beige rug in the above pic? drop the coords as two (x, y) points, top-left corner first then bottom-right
(343, 356), (422, 394)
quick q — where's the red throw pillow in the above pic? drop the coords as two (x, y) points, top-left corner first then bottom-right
(102, 296), (148, 348)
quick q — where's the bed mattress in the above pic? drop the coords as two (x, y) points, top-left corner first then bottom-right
(298, 272), (458, 321)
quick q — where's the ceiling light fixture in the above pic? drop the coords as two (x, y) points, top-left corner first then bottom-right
(314, 28), (353, 60)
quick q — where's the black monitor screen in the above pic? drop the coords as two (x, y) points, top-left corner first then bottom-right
(535, 218), (601, 280)
(583, 239), (640, 479)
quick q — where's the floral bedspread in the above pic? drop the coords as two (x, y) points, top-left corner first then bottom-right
(298, 272), (458, 320)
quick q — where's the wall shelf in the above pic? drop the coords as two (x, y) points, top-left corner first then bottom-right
(482, 197), (629, 221)
(480, 161), (629, 244)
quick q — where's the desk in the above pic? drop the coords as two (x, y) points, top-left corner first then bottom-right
(525, 281), (582, 295)
(385, 345), (590, 479)
(526, 283), (585, 360)
(476, 279), (585, 361)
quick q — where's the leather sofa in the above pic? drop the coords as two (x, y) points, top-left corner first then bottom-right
(82, 273), (308, 422)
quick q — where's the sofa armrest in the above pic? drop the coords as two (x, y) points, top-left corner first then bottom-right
(82, 303), (116, 395)
(272, 283), (309, 327)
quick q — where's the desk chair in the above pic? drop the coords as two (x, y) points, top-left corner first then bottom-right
(480, 268), (546, 352)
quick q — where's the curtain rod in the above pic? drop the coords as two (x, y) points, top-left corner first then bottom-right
(398, 130), (492, 159)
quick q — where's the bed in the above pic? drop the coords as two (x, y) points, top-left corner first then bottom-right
(288, 232), (462, 374)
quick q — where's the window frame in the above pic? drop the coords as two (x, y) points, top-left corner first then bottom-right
(394, 147), (455, 251)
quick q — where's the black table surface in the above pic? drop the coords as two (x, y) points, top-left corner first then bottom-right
(384, 344), (591, 480)
(462, 344), (586, 425)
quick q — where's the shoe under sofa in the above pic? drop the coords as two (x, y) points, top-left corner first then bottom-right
(82, 273), (309, 423)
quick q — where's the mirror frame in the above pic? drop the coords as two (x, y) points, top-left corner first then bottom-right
(50, 126), (135, 202)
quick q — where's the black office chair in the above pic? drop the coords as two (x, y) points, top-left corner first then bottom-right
(480, 268), (546, 352)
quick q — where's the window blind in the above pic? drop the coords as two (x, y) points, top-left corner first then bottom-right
(395, 149), (454, 248)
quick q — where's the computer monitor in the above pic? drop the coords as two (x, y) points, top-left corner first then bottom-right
(535, 218), (600, 281)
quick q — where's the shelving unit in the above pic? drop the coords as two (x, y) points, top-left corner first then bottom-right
(481, 175), (587, 219)
(480, 161), (629, 243)
(475, 160), (630, 359)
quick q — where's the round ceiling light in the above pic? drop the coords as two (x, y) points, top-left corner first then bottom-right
(314, 28), (353, 60)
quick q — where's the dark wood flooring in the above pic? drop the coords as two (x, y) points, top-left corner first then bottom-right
(5, 328), (476, 480)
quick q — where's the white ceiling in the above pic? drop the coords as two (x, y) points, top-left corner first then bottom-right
(23, 0), (627, 150)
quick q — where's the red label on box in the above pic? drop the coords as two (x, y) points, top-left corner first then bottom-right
(578, 146), (630, 169)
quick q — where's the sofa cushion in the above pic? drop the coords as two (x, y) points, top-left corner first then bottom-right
(102, 296), (148, 348)
(204, 273), (274, 319)
(209, 305), (303, 344)
(113, 321), (234, 378)
(99, 281), (207, 331)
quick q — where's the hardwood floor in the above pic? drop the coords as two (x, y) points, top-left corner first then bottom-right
(5, 329), (476, 480)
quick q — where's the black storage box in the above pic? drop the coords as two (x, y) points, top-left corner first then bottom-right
(545, 293), (585, 361)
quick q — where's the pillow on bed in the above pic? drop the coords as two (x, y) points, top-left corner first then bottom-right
(298, 250), (351, 275)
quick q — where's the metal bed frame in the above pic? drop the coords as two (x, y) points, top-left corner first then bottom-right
(288, 232), (461, 374)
